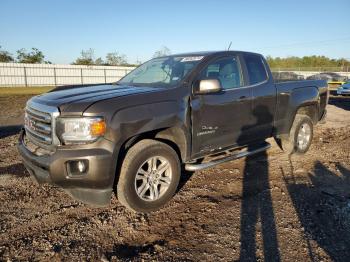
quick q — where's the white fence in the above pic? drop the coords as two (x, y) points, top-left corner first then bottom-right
(1, 62), (349, 87)
(0, 63), (136, 87)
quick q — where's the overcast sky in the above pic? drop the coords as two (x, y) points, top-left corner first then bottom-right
(1, 0), (349, 64)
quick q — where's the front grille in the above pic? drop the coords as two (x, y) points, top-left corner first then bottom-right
(24, 101), (59, 149)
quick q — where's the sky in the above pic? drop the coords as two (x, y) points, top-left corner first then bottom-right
(1, 0), (349, 64)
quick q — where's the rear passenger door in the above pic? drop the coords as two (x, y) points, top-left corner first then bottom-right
(243, 54), (276, 140)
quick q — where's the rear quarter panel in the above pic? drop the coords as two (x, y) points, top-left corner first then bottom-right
(274, 80), (327, 136)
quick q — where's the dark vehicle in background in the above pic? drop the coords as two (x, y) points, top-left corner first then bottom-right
(272, 71), (305, 82)
(307, 72), (348, 82)
(18, 51), (328, 212)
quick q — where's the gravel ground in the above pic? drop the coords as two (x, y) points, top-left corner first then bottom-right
(0, 95), (349, 261)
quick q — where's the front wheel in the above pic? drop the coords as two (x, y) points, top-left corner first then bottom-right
(117, 139), (181, 213)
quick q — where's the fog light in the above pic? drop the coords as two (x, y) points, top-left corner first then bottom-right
(77, 161), (86, 173)
(67, 160), (88, 176)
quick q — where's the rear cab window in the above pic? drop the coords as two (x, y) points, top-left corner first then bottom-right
(244, 54), (268, 85)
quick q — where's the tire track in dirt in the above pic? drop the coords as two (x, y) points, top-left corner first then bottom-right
(0, 206), (105, 246)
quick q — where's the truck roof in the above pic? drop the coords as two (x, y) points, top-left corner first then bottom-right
(163, 50), (263, 58)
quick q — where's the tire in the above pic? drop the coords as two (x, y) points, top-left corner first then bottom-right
(280, 114), (314, 155)
(117, 139), (181, 213)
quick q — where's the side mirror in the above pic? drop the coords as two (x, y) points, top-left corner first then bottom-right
(197, 79), (222, 94)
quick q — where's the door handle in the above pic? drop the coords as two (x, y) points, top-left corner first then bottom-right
(239, 96), (247, 100)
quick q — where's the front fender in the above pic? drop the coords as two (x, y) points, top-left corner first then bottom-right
(109, 100), (184, 139)
(105, 98), (191, 161)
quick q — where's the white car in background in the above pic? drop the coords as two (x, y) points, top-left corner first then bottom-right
(337, 81), (350, 95)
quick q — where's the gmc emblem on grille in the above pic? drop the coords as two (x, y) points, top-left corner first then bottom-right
(25, 117), (36, 131)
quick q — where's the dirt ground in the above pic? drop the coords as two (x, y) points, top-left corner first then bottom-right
(0, 94), (349, 261)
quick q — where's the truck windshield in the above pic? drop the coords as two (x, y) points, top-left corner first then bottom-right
(118, 56), (204, 87)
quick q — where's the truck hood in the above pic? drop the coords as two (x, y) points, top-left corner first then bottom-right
(32, 84), (162, 114)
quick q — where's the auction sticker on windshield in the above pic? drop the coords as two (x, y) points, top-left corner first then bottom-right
(180, 56), (204, 62)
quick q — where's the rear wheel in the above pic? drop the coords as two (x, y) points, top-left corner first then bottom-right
(280, 114), (314, 155)
(117, 139), (181, 213)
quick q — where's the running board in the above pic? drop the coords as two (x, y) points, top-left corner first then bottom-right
(185, 142), (271, 172)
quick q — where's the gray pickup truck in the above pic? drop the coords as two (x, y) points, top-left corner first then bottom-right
(18, 51), (328, 212)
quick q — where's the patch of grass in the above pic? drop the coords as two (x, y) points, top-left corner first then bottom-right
(0, 86), (54, 96)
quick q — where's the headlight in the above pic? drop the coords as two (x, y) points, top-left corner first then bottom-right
(56, 117), (106, 144)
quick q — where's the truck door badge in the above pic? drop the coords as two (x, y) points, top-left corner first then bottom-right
(197, 126), (218, 136)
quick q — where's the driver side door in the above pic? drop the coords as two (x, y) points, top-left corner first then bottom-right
(191, 55), (253, 158)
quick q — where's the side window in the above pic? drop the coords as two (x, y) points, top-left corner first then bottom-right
(200, 56), (242, 90)
(244, 55), (268, 85)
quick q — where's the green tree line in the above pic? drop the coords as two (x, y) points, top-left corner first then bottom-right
(4, 45), (348, 69)
(71, 46), (170, 66)
(266, 55), (350, 69)
(0, 46), (51, 64)
(0, 45), (172, 66)
(71, 48), (138, 66)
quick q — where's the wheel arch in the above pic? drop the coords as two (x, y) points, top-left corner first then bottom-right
(119, 126), (189, 164)
(280, 102), (318, 141)
(275, 85), (320, 139)
(294, 104), (319, 124)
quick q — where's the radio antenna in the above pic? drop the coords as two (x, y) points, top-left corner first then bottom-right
(227, 41), (232, 50)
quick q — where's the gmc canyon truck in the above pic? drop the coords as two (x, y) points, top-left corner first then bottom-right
(18, 51), (328, 212)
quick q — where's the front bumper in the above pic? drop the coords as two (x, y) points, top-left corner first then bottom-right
(17, 129), (117, 206)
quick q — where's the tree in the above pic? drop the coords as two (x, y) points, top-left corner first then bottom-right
(73, 48), (96, 65)
(95, 57), (104, 65)
(152, 46), (171, 58)
(266, 55), (350, 69)
(135, 58), (143, 65)
(105, 52), (127, 66)
(16, 48), (45, 63)
(0, 46), (14, 62)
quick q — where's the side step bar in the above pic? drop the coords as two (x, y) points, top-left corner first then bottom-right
(185, 142), (271, 172)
